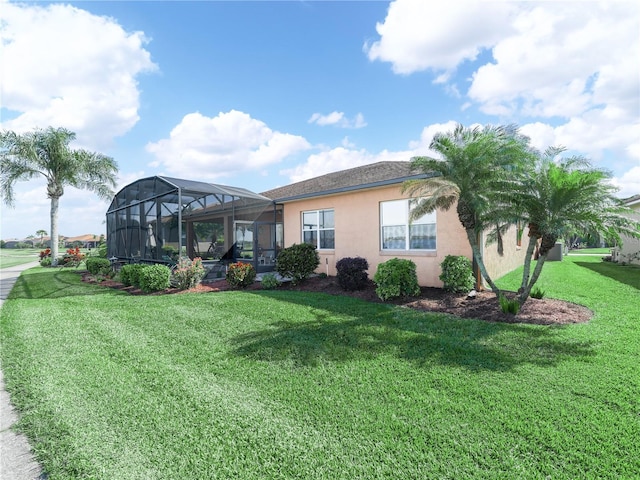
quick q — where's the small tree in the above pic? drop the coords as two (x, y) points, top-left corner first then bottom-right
(1, 127), (118, 265)
(36, 229), (47, 247)
(403, 123), (532, 296)
(515, 148), (640, 305)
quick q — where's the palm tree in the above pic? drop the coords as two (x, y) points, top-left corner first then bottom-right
(403, 123), (532, 294)
(515, 147), (639, 305)
(36, 229), (47, 247)
(1, 127), (118, 265)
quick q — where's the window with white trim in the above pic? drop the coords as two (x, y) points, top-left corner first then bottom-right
(302, 209), (335, 249)
(380, 199), (436, 250)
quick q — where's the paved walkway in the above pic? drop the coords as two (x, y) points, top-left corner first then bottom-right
(0, 261), (46, 480)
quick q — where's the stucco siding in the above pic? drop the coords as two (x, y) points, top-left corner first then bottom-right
(613, 201), (640, 265)
(280, 185), (472, 287)
(482, 224), (531, 282)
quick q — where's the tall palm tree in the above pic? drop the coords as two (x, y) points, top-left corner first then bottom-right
(403, 123), (532, 294)
(515, 147), (639, 305)
(36, 229), (47, 247)
(1, 127), (118, 265)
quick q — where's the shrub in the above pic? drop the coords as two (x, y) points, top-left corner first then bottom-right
(40, 257), (52, 267)
(336, 256), (369, 291)
(226, 262), (256, 289)
(119, 264), (145, 287)
(499, 295), (520, 315)
(139, 264), (172, 293)
(530, 285), (546, 299)
(373, 258), (420, 301)
(39, 248), (51, 259)
(172, 256), (206, 290)
(60, 247), (85, 268)
(85, 257), (112, 276)
(96, 242), (108, 258)
(260, 273), (281, 290)
(275, 243), (320, 285)
(439, 255), (475, 293)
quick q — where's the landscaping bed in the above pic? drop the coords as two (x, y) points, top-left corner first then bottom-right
(82, 273), (592, 326)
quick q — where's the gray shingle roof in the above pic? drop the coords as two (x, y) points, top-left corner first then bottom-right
(261, 161), (432, 202)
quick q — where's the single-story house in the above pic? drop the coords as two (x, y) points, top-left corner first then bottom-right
(106, 161), (529, 287)
(611, 194), (640, 265)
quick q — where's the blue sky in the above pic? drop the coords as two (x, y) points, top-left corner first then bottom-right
(1, 0), (639, 239)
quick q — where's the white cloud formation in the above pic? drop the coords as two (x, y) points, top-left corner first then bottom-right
(468, 3), (639, 123)
(308, 111), (367, 129)
(0, 2), (157, 149)
(146, 110), (311, 180)
(611, 166), (640, 199)
(365, 0), (515, 74)
(366, 0), (640, 182)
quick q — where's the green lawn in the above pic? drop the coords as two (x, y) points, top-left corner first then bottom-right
(566, 247), (612, 255)
(0, 248), (41, 268)
(1, 257), (639, 479)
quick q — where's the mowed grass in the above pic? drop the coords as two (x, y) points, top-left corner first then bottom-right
(0, 248), (41, 268)
(1, 257), (639, 479)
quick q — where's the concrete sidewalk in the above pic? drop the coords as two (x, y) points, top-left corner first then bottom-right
(0, 261), (46, 480)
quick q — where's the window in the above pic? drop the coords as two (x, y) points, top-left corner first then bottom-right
(381, 199), (436, 250)
(302, 209), (335, 249)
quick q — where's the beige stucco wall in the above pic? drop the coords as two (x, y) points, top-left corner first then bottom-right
(280, 185), (472, 287)
(613, 201), (640, 265)
(481, 223), (531, 283)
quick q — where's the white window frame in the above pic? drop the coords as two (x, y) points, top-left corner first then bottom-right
(380, 199), (436, 251)
(301, 209), (335, 250)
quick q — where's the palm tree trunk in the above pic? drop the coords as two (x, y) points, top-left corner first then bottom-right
(518, 252), (548, 305)
(465, 229), (501, 296)
(519, 235), (538, 294)
(50, 196), (60, 266)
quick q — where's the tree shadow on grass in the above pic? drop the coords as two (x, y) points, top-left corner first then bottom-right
(231, 291), (595, 372)
(8, 269), (122, 300)
(574, 261), (640, 291)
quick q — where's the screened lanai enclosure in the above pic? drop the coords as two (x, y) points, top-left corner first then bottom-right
(106, 176), (283, 273)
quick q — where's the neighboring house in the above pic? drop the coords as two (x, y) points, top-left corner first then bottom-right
(64, 234), (103, 249)
(262, 161), (529, 288)
(612, 194), (640, 265)
(107, 161), (530, 288)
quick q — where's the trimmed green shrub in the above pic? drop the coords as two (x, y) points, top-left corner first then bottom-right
(260, 273), (281, 290)
(275, 243), (320, 285)
(439, 255), (475, 293)
(336, 256), (369, 291)
(119, 264), (145, 287)
(85, 257), (112, 276)
(40, 257), (52, 267)
(172, 256), (206, 290)
(139, 264), (172, 293)
(226, 262), (256, 289)
(373, 258), (420, 301)
(499, 295), (520, 315)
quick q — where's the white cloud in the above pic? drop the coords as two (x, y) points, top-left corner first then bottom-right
(308, 111), (367, 129)
(468, 3), (639, 123)
(146, 110), (311, 180)
(366, 0), (639, 180)
(365, 0), (514, 74)
(611, 166), (640, 199)
(0, 2), (157, 150)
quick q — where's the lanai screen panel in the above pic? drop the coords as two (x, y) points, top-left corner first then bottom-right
(106, 176), (273, 263)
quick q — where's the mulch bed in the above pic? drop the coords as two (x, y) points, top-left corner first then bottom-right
(81, 273), (593, 326)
